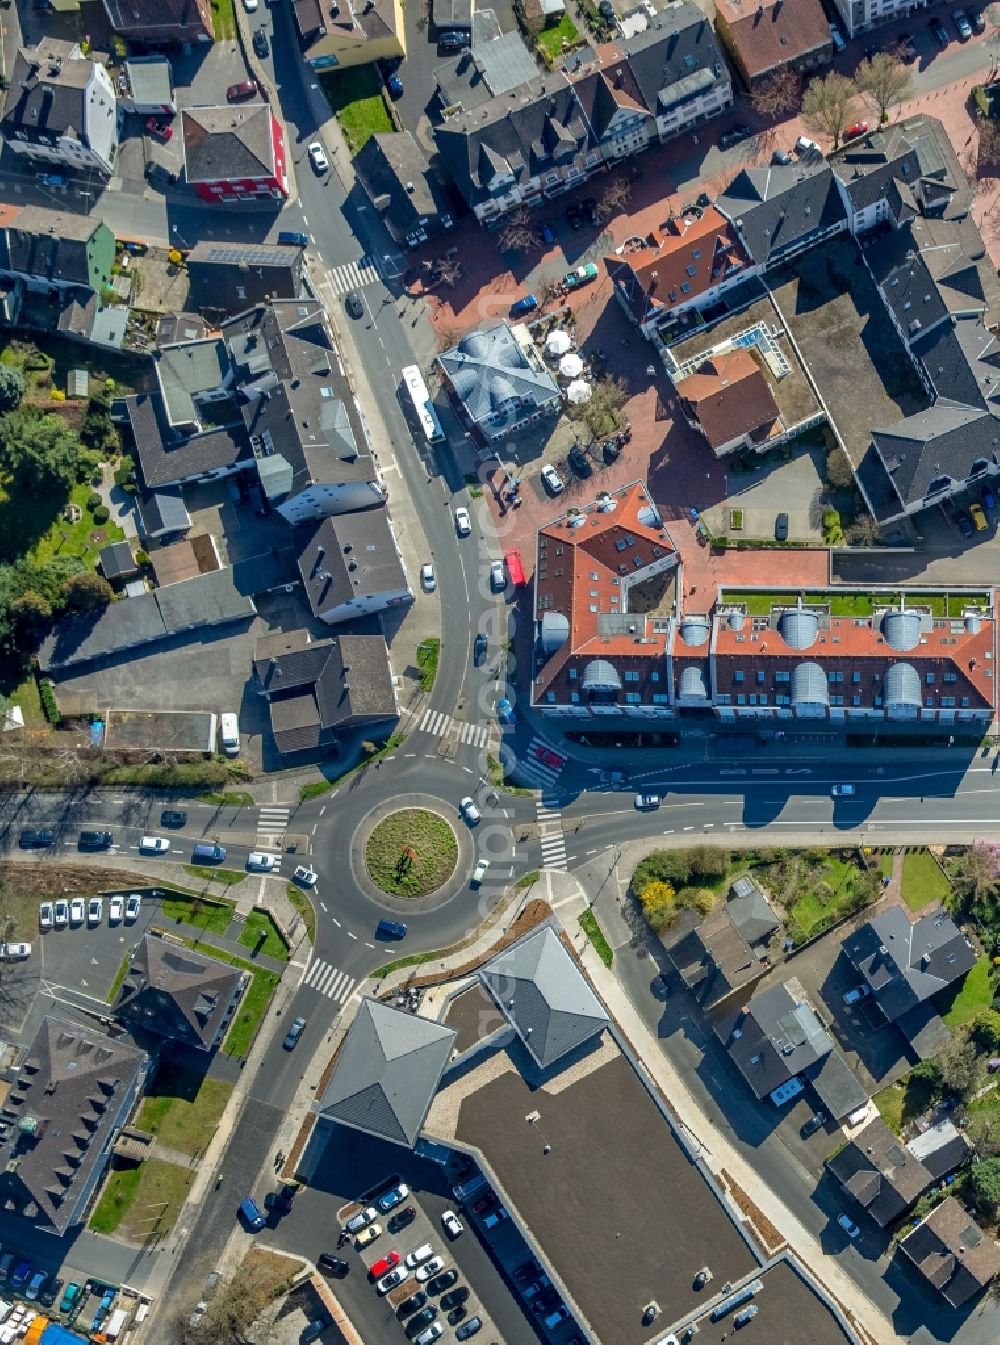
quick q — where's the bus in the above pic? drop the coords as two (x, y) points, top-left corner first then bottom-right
(401, 364), (445, 446)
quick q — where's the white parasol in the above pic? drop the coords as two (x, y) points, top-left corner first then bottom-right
(545, 330), (573, 356)
(558, 352), (585, 378)
(566, 379), (592, 404)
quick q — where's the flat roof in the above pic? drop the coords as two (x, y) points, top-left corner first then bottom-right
(103, 708), (217, 753)
(688, 1260), (855, 1345)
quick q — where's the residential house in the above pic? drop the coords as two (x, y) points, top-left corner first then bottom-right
(253, 628), (398, 754)
(434, 32), (539, 116)
(566, 44), (655, 162)
(297, 511), (411, 625)
(437, 322), (561, 443)
(181, 105), (288, 204)
(227, 299), (385, 523)
(675, 346), (782, 455)
(435, 72), (601, 226)
(101, 0), (214, 45)
(0, 1017), (147, 1235)
(480, 925), (609, 1070)
(137, 488), (192, 540)
(714, 0), (832, 90)
(122, 390), (253, 491)
(621, 4), (732, 145)
(186, 241), (305, 315)
(605, 208), (750, 338)
(2, 40), (118, 177)
(0, 209), (115, 296)
(118, 57), (176, 116)
(155, 337), (233, 434)
(99, 540), (138, 585)
(827, 1117), (933, 1227)
(827, 0), (922, 39)
(900, 1197), (1000, 1308)
(114, 933), (247, 1052)
(667, 873), (781, 1010)
(292, 0), (406, 72)
(715, 156), (848, 272)
(842, 906), (976, 1036)
(716, 978), (867, 1118)
(830, 117), (967, 238)
(354, 133), (455, 249)
(319, 999), (456, 1148)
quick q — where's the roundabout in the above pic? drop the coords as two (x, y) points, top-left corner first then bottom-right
(364, 807), (458, 898)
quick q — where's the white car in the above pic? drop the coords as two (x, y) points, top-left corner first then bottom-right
(415, 1256), (445, 1282)
(454, 506), (472, 536)
(459, 796), (481, 826)
(796, 135), (821, 155)
(421, 563), (436, 591)
(53, 899), (69, 929)
(69, 897), (85, 926)
(39, 902), (53, 932)
(243, 0), (259, 9)
(346, 1205), (379, 1234)
(831, 784), (856, 797)
(139, 835), (170, 854)
(87, 896), (103, 926)
(471, 858), (490, 888)
(125, 893), (142, 922)
(415, 1326), (443, 1345)
(0, 943), (30, 960)
(441, 1210), (463, 1239)
(377, 1266), (410, 1295)
(489, 560), (505, 590)
(293, 865), (317, 887)
(247, 852), (279, 872)
(308, 141), (329, 174)
(109, 895), (124, 924)
(405, 1243), (433, 1269)
(541, 464), (565, 495)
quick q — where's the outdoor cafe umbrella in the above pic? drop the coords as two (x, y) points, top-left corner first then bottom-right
(558, 352), (585, 378)
(566, 379), (592, 404)
(545, 329), (573, 356)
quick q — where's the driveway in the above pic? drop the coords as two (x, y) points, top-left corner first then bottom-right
(701, 444), (829, 545)
(172, 43), (254, 112)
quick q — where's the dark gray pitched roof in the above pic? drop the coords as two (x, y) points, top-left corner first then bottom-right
(1, 206), (107, 288)
(187, 241), (303, 315)
(354, 133), (455, 247)
(125, 393), (252, 489)
(137, 488), (191, 537)
(2, 42), (90, 142)
(728, 876), (779, 943)
(901, 1197), (1000, 1306)
(907, 1119), (972, 1182)
(715, 158), (847, 267)
(182, 104), (276, 183)
(843, 907), (975, 1022)
(832, 116), (969, 219)
(0, 1017), (146, 1234)
(718, 979), (831, 1099)
(320, 998), (456, 1147)
(99, 540), (137, 581)
(297, 510), (409, 618)
(870, 401), (1000, 509)
(480, 925), (608, 1069)
(828, 1117), (932, 1225)
(622, 4), (727, 116)
(254, 628), (332, 693)
(103, 0), (212, 36)
(434, 31), (539, 112)
(114, 934), (246, 1050)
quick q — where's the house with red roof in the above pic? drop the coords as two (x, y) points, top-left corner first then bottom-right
(676, 347), (782, 455)
(714, 0), (833, 91)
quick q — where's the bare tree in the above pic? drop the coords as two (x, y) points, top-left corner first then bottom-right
(978, 120), (1000, 173)
(801, 72), (860, 151)
(435, 324), (460, 353)
(497, 208), (535, 254)
(751, 69), (802, 119)
(432, 257), (462, 288)
(856, 52), (913, 124)
(597, 177), (632, 222)
(845, 513), (882, 546)
(825, 446), (855, 490)
(580, 374), (628, 438)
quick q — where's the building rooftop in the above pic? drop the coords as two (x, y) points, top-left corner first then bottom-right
(297, 510), (408, 618)
(434, 31), (539, 111)
(844, 906), (976, 1022)
(99, 540), (137, 582)
(2, 41), (92, 141)
(715, 0), (831, 81)
(0, 206), (109, 289)
(125, 392), (252, 490)
(353, 133), (454, 246)
(717, 979), (832, 1100)
(438, 322), (561, 430)
(156, 337), (231, 427)
(715, 157), (847, 269)
(182, 104), (276, 183)
(828, 1117), (932, 1226)
(901, 1196), (1000, 1307)
(114, 933), (246, 1051)
(320, 998), (456, 1147)
(677, 346), (780, 448)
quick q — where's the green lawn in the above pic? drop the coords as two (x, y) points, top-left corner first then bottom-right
(286, 883), (316, 943)
(5, 673), (44, 727)
(873, 1070), (941, 1135)
(182, 864), (246, 891)
(90, 1158), (193, 1238)
(176, 935), (282, 1058)
(210, 0), (236, 38)
(536, 13), (581, 59)
(901, 849), (951, 913)
(299, 780), (334, 802)
(320, 67), (392, 152)
(160, 889), (235, 934)
(720, 590), (989, 620)
(107, 951), (132, 1004)
(239, 909), (290, 962)
(366, 807), (457, 897)
(198, 790), (254, 807)
(417, 638), (440, 693)
(136, 1063), (233, 1156)
(784, 854), (871, 944)
(31, 480), (124, 569)
(937, 955), (994, 1028)
(579, 909), (613, 967)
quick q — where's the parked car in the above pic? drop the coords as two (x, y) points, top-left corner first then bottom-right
(597, 0), (615, 19)
(397, 1290), (427, 1317)
(346, 1206), (379, 1234)
(318, 1254), (349, 1278)
(843, 984), (871, 1005)
(828, 21), (846, 50)
(239, 1197), (266, 1231)
(10, 1262), (31, 1290)
(719, 123), (752, 149)
(247, 852), (278, 872)
(39, 902), (53, 931)
(956, 509), (975, 537)
(420, 562), (436, 591)
(0, 943), (30, 960)
(0, 1253), (13, 1279)
(774, 511), (789, 541)
(540, 463), (565, 494)
(489, 560), (505, 590)
(355, 1223), (383, 1248)
(109, 895), (124, 924)
(930, 15), (949, 44)
(79, 830), (113, 849)
(406, 1306), (438, 1337)
(470, 858), (490, 888)
(801, 1111), (827, 1137)
(376, 918), (407, 940)
(460, 796), (481, 826)
(277, 230), (309, 247)
(970, 502), (988, 531)
(795, 135), (821, 155)
(415, 1257), (445, 1282)
(438, 29), (467, 48)
(283, 1016), (307, 1050)
(567, 445), (592, 478)
(483, 1206), (508, 1228)
(473, 633), (487, 664)
(537, 222), (555, 245)
(370, 1251), (402, 1280)
(563, 262), (599, 289)
(981, 484), (996, 510)
(252, 25), (269, 56)
(844, 121), (869, 139)
(69, 898), (85, 926)
(388, 1206), (416, 1234)
(161, 809), (187, 827)
(456, 1319), (482, 1341)
(20, 829), (54, 849)
(830, 784), (856, 797)
(440, 1286), (469, 1312)
(496, 698), (517, 726)
(404, 1245), (433, 1270)
(378, 1266), (410, 1294)
(837, 1213), (861, 1238)
(510, 294), (539, 318)
(953, 8), (972, 38)
(771, 148), (792, 165)
(426, 1269), (458, 1294)
(125, 893), (142, 922)
(414, 1322), (443, 1345)
(345, 291), (364, 319)
(139, 835), (170, 854)
(53, 900), (68, 928)
(26, 1272), (46, 1301)
(146, 117), (173, 141)
(60, 1283), (82, 1314)
(441, 1210), (463, 1239)
(40, 1276), (63, 1307)
(227, 80), (259, 101)
(292, 865), (318, 886)
(634, 793), (661, 811)
(308, 141), (329, 173)
(302, 1320), (330, 1342)
(377, 1183), (410, 1213)
(387, 71), (404, 97)
(454, 506), (472, 536)
(533, 743), (565, 769)
(972, 7), (986, 31)
(87, 897), (103, 925)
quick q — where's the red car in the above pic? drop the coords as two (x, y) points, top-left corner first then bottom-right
(368, 1251), (400, 1281)
(227, 80), (259, 102)
(146, 118), (173, 141)
(532, 744), (565, 770)
(844, 121), (869, 139)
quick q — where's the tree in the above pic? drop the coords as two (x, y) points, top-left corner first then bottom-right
(955, 840), (1000, 911)
(801, 72), (860, 151)
(633, 849), (692, 890)
(936, 1035), (984, 1102)
(0, 366), (25, 415)
(80, 400), (119, 456)
(970, 1156), (1000, 1209)
(978, 120), (1000, 173)
(637, 880), (678, 930)
(0, 408), (79, 495)
(967, 1111), (1000, 1158)
(64, 571), (114, 611)
(686, 845), (729, 883)
(597, 177), (632, 222)
(10, 589), (52, 632)
(751, 69), (802, 119)
(432, 257), (462, 289)
(856, 53), (913, 125)
(498, 209), (535, 255)
(972, 1008), (1000, 1053)
(826, 446), (855, 490)
(578, 373), (628, 438)
(845, 514), (882, 547)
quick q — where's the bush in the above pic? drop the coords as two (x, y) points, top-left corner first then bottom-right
(633, 849), (692, 891)
(86, 492), (102, 510)
(135, 549), (150, 566)
(972, 1008), (1000, 1053)
(50, 388), (65, 401)
(970, 1156), (1000, 1209)
(38, 679), (61, 726)
(92, 505), (110, 524)
(0, 365), (25, 413)
(686, 844), (729, 882)
(637, 880), (677, 930)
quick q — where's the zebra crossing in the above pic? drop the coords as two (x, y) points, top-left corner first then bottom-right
(516, 736), (567, 790)
(324, 254), (382, 296)
(417, 708), (490, 749)
(257, 805), (291, 850)
(536, 800), (567, 871)
(303, 958), (357, 1006)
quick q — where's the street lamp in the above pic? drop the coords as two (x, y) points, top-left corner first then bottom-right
(171, 224), (190, 249)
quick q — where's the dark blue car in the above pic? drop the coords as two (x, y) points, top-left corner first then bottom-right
(376, 918), (407, 940)
(510, 294), (539, 318)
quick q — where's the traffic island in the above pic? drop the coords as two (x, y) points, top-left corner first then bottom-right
(364, 808), (458, 899)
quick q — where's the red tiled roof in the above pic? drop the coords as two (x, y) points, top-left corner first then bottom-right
(677, 348), (780, 449)
(716, 0), (832, 81)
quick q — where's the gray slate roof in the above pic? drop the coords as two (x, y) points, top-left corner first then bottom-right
(435, 31), (538, 111)
(843, 907), (975, 1023)
(297, 510), (409, 619)
(99, 540), (137, 581)
(114, 933), (246, 1050)
(125, 392), (252, 489)
(138, 488), (191, 537)
(187, 241), (304, 315)
(1, 207), (108, 288)
(0, 1017), (146, 1234)
(715, 157), (847, 268)
(718, 979), (832, 1100)
(438, 323), (560, 428)
(354, 133), (455, 247)
(182, 104), (276, 183)
(622, 4), (727, 118)
(480, 925), (608, 1069)
(320, 998), (456, 1147)
(2, 42), (91, 143)
(832, 116), (968, 219)
(728, 875), (779, 943)
(828, 1117), (932, 1226)
(901, 1196), (1000, 1307)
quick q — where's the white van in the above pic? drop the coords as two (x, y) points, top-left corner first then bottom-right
(219, 712), (240, 756)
